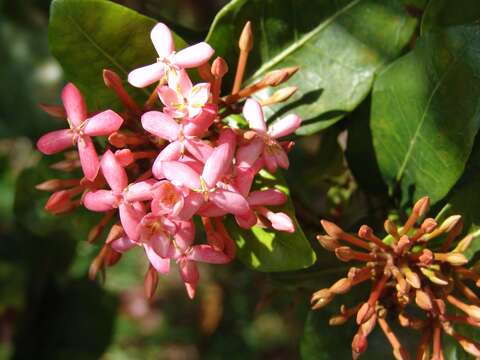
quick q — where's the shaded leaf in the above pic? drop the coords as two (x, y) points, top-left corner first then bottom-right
(48, 0), (186, 109)
(371, 24), (480, 205)
(345, 96), (388, 194)
(226, 171), (316, 272)
(421, 0), (480, 34)
(206, 0), (416, 135)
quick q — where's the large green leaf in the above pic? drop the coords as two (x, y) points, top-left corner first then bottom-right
(226, 171), (316, 272)
(370, 23), (480, 205)
(436, 138), (480, 260)
(48, 0), (186, 109)
(421, 0), (480, 34)
(206, 0), (416, 135)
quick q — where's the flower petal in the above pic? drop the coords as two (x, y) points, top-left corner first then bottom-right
(83, 190), (117, 211)
(83, 110), (124, 136)
(125, 179), (156, 202)
(173, 42), (214, 68)
(189, 245), (231, 264)
(144, 243), (171, 273)
(152, 141), (182, 179)
(128, 62), (165, 88)
(61, 83), (87, 127)
(248, 189), (287, 206)
(119, 203), (144, 241)
(141, 111), (179, 140)
(184, 138), (213, 163)
(168, 69), (192, 96)
(173, 219), (195, 251)
(188, 83), (210, 108)
(158, 85), (181, 109)
(210, 189), (249, 215)
(235, 210), (258, 229)
(243, 98), (266, 132)
(150, 23), (174, 58)
(77, 136), (100, 181)
(110, 236), (136, 253)
(177, 192), (204, 220)
(268, 114), (301, 138)
(178, 259), (199, 284)
(162, 161), (201, 190)
(36, 129), (73, 155)
(101, 149), (128, 192)
(236, 138), (264, 169)
(202, 143), (233, 188)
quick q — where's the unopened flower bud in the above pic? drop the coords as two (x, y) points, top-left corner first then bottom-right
(413, 196), (430, 217)
(330, 278), (352, 294)
(321, 219), (344, 238)
(439, 215), (462, 233)
(44, 190), (72, 214)
(351, 332), (368, 359)
(329, 314), (348, 326)
(419, 267), (449, 285)
(311, 289), (334, 310)
(418, 249), (434, 265)
(144, 265), (159, 299)
(441, 252), (468, 266)
(415, 290), (433, 311)
(36, 178), (79, 192)
(316, 234), (341, 251)
(400, 265), (421, 289)
(239, 21), (253, 52)
(262, 66), (299, 87)
(260, 86), (297, 106)
(384, 219), (399, 238)
(38, 103), (66, 118)
(458, 337), (480, 357)
(420, 217), (437, 232)
(211, 57), (229, 78)
(356, 302), (374, 324)
(335, 246), (354, 262)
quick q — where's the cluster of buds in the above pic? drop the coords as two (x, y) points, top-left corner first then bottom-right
(35, 22), (301, 298)
(312, 196), (480, 359)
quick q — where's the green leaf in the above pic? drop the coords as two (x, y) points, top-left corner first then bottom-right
(436, 138), (480, 259)
(48, 0), (186, 109)
(371, 24), (480, 205)
(421, 0), (480, 34)
(206, 0), (416, 135)
(225, 170), (316, 272)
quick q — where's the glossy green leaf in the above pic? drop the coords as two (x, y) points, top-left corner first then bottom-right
(371, 24), (480, 205)
(206, 0), (416, 135)
(226, 171), (316, 272)
(48, 0), (186, 109)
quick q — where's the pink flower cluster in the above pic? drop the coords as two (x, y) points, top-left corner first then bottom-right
(36, 23), (301, 298)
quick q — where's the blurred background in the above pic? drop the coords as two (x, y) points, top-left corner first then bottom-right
(0, 0), (375, 359)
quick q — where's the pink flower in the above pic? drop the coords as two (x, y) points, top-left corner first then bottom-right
(161, 140), (250, 217)
(36, 83), (124, 181)
(158, 69), (210, 119)
(141, 109), (214, 177)
(239, 98), (301, 172)
(151, 181), (185, 217)
(167, 220), (230, 298)
(83, 150), (155, 240)
(128, 23), (214, 88)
